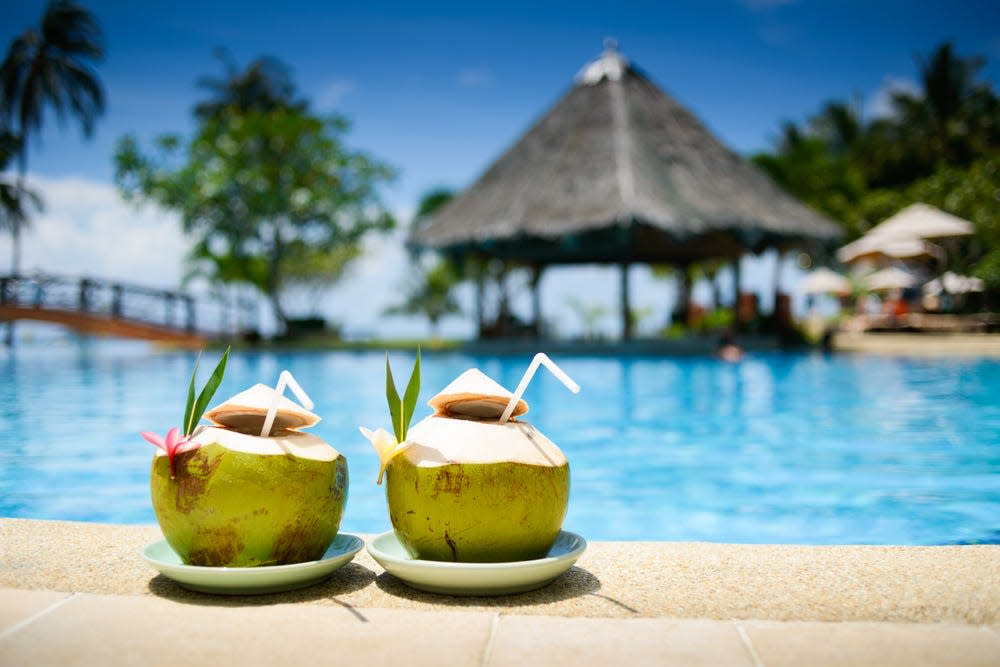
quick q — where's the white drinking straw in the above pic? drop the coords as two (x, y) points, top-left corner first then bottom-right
(499, 353), (580, 425)
(260, 370), (315, 437)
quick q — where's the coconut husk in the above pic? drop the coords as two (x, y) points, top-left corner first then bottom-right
(204, 383), (320, 432)
(184, 425), (340, 461)
(428, 368), (528, 419)
(404, 415), (565, 466)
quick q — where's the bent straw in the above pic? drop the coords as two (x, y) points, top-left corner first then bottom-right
(260, 370), (315, 437)
(499, 353), (580, 425)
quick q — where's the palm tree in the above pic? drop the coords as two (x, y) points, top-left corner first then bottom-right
(384, 259), (463, 336)
(194, 52), (305, 120)
(0, 0), (104, 274)
(384, 188), (462, 335)
(890, 42), (992, 169)
(0, 130), (42, 242)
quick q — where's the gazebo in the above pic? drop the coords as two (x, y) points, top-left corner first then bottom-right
(412, 43), (843, 339)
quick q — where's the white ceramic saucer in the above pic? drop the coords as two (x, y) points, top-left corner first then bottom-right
(142, 533), (364, 595)
(367, 530), (586, 596)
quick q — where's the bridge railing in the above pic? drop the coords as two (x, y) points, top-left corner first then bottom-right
(0, 273), (257, 338)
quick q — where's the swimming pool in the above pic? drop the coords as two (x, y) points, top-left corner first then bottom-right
(1, 340), (997, 545)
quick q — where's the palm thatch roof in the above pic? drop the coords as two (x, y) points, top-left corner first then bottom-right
(412, 45), (842, 265)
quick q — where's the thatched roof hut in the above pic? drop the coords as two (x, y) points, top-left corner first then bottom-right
(413, 43), (843, 338)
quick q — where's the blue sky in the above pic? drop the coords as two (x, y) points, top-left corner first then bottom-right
(1, 0), (998, 337)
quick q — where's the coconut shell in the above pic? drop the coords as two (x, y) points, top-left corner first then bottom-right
(204, 383), (320, 432)
(428, 368), (528, 419)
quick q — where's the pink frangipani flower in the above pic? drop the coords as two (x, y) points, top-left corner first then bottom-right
(141, 427), (200, 479)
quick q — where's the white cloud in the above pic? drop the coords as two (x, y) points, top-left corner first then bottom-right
(0, 175), (188, 285)
(457, 68), (494, 89)
(316, 79), (357, 111)
(865, 76), (920, 120)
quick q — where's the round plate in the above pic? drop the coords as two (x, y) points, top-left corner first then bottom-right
(367, 530), (586, 596)
(142, 533), (364, 595)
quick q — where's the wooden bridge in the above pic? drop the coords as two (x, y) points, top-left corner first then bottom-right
(0, 274), (250, 346)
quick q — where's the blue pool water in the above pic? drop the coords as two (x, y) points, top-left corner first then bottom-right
(1, 340), (998, 545)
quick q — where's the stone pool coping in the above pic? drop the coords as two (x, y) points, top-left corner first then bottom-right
(2, 518), (999, 665)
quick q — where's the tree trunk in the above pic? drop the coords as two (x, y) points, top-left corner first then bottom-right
(530, 265), (544, 337)
(13, 150), (27, 276)
(620, 261), (632, 340)
(268, 221), (288, 334)
(475, 268), (485, 337)
(6, 153), (28, 347)
(675, 265), (692, 325)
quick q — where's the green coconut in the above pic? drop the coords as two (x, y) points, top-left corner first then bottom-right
(151, 384), (348, 567)
(384, 369), (568, 563)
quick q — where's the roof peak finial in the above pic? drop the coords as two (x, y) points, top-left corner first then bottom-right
(576, 39), (629, 86)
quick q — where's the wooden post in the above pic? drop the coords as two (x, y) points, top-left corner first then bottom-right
(621, 261), (632, 340)
(732, 256), (742, 308)
(530, 265), (544, 337)
(772, 250), (784, 310)
(732, 256), (743, 331)
(475, 264), (485, 338)
(185, 295), (196, 332)
(78, 278), (91, 312)
(165, 292), (176, 327)
(111, 285), (123, 318)
(677, 265), (692, 325)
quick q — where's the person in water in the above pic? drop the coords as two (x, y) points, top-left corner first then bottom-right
(716, 330), (744, 362)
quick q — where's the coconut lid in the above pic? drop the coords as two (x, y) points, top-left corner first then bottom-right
(428, 368), (528, 419)
(204, 383), (321, 432)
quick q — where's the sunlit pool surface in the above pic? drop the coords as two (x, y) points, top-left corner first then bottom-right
(1, 339), (998, 545)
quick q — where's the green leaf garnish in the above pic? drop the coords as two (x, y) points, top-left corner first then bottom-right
(385, 348), (420, 442)
(183, 353), (201, 436)
(385, 353), (402, 441)
(183, 346), (231, 436)
(402, 348), (421, 439)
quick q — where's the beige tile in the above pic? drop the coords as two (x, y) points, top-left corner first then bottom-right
(487, 615), (755, 667)
(0, 588), (71, 634)
(0, 593), (494, 667)
(744, 620), (1000, 667)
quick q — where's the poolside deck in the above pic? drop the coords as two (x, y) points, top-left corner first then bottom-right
(2, 519), (998, 665)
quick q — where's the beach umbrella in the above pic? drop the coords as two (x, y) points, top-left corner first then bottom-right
(837, 236), (942, 265)
(836, 203), (974, 264)
(798, 267), (851, 295)
(923, 272), (986, 296)
(863, 266), (920, 292)
(868, 203), (975, 241)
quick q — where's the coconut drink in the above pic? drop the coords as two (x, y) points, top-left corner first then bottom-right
(144, 357), (348, 567)
(362, 352), (579, 563)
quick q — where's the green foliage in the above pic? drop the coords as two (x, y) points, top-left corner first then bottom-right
(412, 187), (455, 224)
(384, 259), (463, 333)
(114, 58), (396, 330)
(385, 349), (420, 442)
(566, 297), (609, 340)
(902, 156), (1000, 288)
(0, 130), (42, 234)
(701, 308), (735, 331)
(385, 188), (463, 333)
(280, 240), (362, 316)
(183, 346), (231, 436)
(755, 43), (999, 233)
(754, 41), (1000, 294)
